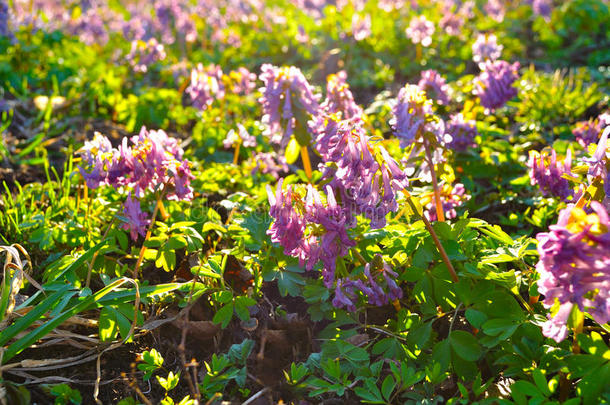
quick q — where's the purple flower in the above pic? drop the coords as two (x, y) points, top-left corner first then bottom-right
(406, 15), (435, 47)
(333, 255), (403, 310)
(320, 71), (363, 120)
(585, 127), (610, 203)
(251, 152), (289, 179)
(314, 116), (409, 229)
(378, 0), (406, 12)
(536, 202), (610, 342)
(418, 70), (450, 105)
(69, 7), (110, 46)
(266, 180), (355, 286)
(390, 84), (432, 148)
(527, 148), (575, 201)
(424, 183), (471, 221)
(224, 124), (257, 149)
(440, 12), (464, 36)
(472, 33), (503, 65)
(444, 113), (477, 151)
(122, 194), (151, 240)
(226, 67), (257, 95)
(0, 0), (10, 38)
(126, 38), (167, 73)
(484, 0), (505, 22)
(78, 132), (115, 189)
(154, 0), (197, 44)
(187, 64), (225, 110)
(79, 127), (193, 202)
(258, 64), (321, 147)
(572, 115), (607, 148)
(529, 0), (552, 20)
(266, 179), (307, 258)
(351, 14), (371, 41)
(473, 59), (520, 112)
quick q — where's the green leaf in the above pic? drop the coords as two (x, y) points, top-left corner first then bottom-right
(465, 309), (488, 329)
(99, 307), (118, 342)
(381, 375), (396, 401)
(450, 331), (482, 362)
(511, 381), (541, 398)
(157, 371), (180, 392)
(212, 303), (234, 329)
(532, 369), (551, 397)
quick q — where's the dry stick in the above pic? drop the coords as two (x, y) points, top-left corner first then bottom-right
(243, 387), (271, 405)
(133, 191), (164, 280)
(423, 139), (445, 222)
(406, 196), (458, 283)
(86, 218), (116, 289)
(301, 145), (313, 181)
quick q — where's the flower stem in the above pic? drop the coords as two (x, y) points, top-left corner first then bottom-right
(571, 308), (584, 354)
(407, 196), (458, 282)
(233, 142), (241, 165)
(301, 145), (312, 180)
(416, 44), (422, 63)
(133, 191), (164, 279)
(423, 140), (445, 222)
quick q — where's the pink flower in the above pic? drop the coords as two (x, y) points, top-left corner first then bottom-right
(122, 194), (150, 240)
(406, 15), (435, 47)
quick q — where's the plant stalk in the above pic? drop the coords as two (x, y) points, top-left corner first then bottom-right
(133, 191), (164, 279)
(301, 145), (313, 180)
(407, 196), (458, 282)
(423, 140), (445, 222)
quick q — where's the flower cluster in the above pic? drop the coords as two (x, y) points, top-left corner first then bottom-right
(423, 183), (471, 221)
(126, 39), (167, 73)
(536, 202), (610, 342)
(472, 33), (503, 65)
(79, 128), (194, 239)
(259, 64), (321, 146)
(0, 0), (10, 38)
(439, 12), (464, 37)
(333, 255), (403, 311)
(528, 0), (552, 20)
(268, 113), (409, 307)
(224, 67), (257, 96)
(320, 71), (363, 120)
(418, 70), (450, 105)
(314, 116), (409, 229)
(473, 60), (520, 112)
(484, 0), (505, 22)
(527, 148), (575, 201)
(223, 124), (257, 149)
(390, 84), (433, 148)
(444, 113), (477, 151)
(267, 180), (354, 286)
(154, 0), (197, 44)
(405, 15), (435, 47)
(586, 127), (610, 207)
(351, 14), (371, 41)
(187, 64), (225, 110)
(572, 113), (608, 148)
(251, 152), (289, 179)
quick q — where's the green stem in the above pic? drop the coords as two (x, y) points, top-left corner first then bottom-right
(133, 191), (164, 280)
(423, 139), (445, 222)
